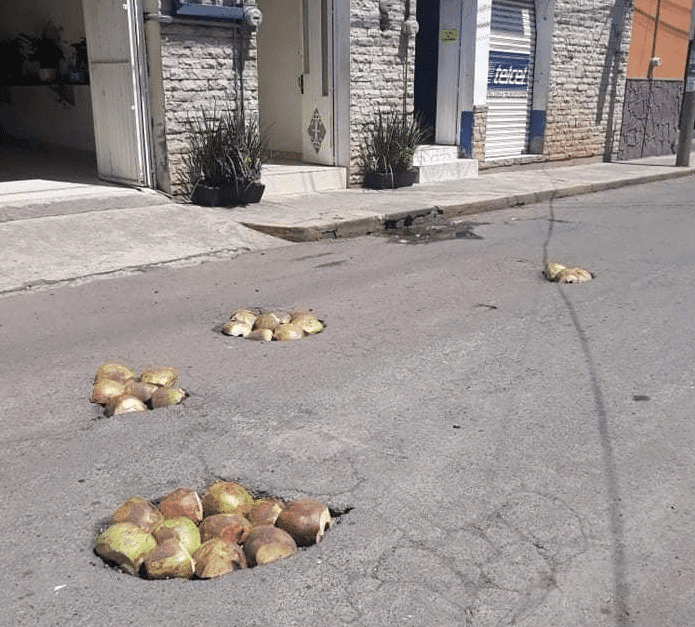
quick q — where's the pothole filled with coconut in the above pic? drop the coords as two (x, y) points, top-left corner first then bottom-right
(94, 481), (334, 580)
(543, 262), (593, 283)
(89, 361), (188, 417)
(221, 308), (324, 341)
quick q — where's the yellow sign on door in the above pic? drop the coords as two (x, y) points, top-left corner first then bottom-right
(440, 29), (458, 44)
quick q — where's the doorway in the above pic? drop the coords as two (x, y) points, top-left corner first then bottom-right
(256, 0), (335, 165)
(414, 0), (440, 141)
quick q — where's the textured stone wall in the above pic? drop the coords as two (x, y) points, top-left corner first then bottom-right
(158, 21), (258, 194)
(473, 106), (488, 160)
(617, 79), (684, 160)
(349, 0), (418, 183)
(543, 0), (633, 162)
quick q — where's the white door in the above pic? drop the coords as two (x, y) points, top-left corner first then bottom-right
(82, 0), (153, 186)
(435, 0), (462, 145)
(301, 0), (334, 164)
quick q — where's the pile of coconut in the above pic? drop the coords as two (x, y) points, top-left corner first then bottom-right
(94, 481), (331, 579)
(221, 308), (324, 341)
(89, 361), (188, 417)
(543, 262), (593, 283)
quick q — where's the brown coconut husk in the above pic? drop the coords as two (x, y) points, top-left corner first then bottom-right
(275, 498), (332, 547)
(150, 387), (188, 409)
(152, 517), (201, 555)
(110, 496), (163, 533)
(104, 394), (148, 417)
(140, 366), (178, 388)
(243, 525), (296, 567)
(229, 309), (258, 327)
(291, 312), (324, 335)
(199, 513), (252, 544)
(246, 328), (273, 342)
(221, 320), (253, 337)
(94, 361), (137, 385)
(124, 380), (159, 404)
(90, 379), (127, 404)
(193, 538), (247, 578)
(273, 323), (305, 341)
(201, 481), (254, 517)
(94, 522), (156, 576)
(142, 538), (195, 580)
(158, 488), (203, 524)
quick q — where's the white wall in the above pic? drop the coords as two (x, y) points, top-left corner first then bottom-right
(0, 86), (95, 152)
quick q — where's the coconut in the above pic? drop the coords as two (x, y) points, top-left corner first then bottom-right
(90, 379), (126, 404)
(291, 312), (324, 335)
(150, 387), (188, 409)
(253, 312), (282, 331)
(199, 513), (252, 544)
(142, 537), (194, 580)
(111, 496), (163, 533)
(275, 311), (292, 324)
(152, 517), (201, 555)
(245, 498), (285, 527)
(246, 328), (273, 342)
(275, 498), (332, 547)
(94, 361), (137, 384)
(543, 262), (567, 281)
(158, 488), (203, 524)
(273, 323), (305, 341)
(94, 522), (156, 576)
(243, 525), (296, 567)
(202, 481), (254, 516)
(193, 538), (247, 578)
(229, 309), (258, 327)
(105, 394), (148, 417)
(124, 380), (159, 404)
(221, 320), (253, 337)
(557, 267), (593, 283)
(140, 366), (178, 387)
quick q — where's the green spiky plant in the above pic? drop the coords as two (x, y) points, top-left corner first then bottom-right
(182, 105), (264, 203)
(361, 110), (427, 176)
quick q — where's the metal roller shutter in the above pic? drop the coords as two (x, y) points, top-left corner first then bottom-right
(486, 0), (536, 159)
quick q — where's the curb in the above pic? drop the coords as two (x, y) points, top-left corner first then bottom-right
(241, 167), (695, 243)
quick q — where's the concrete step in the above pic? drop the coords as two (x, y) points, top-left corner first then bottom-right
(413, 145), (478, 184)
(261, 163), (347, 196)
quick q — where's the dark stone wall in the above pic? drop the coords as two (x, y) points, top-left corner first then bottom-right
(617, 79), (684, 160)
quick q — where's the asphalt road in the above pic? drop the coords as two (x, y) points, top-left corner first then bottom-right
(1, 177), (694, 627)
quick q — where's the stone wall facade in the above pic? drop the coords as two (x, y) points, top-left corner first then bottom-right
(617, 78), (684, 160)
(472, 106), (488, 161)
(349, 0), (418, 183)
(543, 0), (633, 162)
(158, 20), (258, 194)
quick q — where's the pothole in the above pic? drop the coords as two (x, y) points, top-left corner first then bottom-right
(219, 308), (324, 341)
(382, 214), (486, 244)
(89, 361), (188, 417)
(94, 481), (345, 580)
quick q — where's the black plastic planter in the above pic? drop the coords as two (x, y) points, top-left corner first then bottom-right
(363, 170), (418, 189)
(191, 184), (220, 206)
(220, 182), (266, 206)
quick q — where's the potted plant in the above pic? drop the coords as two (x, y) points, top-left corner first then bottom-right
(0, 37), (28, 84)
(361, 110), (427, 189)
(218, 110), (265, 206)
(20, 22), (65, 82)
(183, 105), (265, 207)
(183, 107), (227, 206)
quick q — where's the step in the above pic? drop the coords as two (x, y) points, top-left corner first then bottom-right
(413, 145), (478, 184)
(261, 163), (347, 196)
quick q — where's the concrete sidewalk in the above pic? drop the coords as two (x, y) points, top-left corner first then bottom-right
(0, 151), (693, 295)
